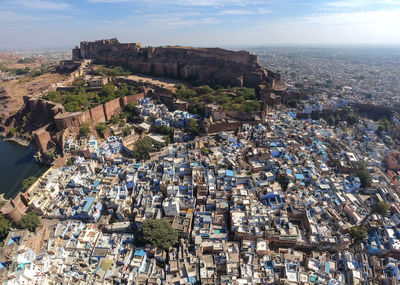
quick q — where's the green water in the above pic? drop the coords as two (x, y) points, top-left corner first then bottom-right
(0, 139), (47, 199)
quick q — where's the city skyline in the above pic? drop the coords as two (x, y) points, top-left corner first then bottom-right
(1, 0), (400, 49)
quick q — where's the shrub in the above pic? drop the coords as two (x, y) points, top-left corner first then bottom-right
(18, 212), (40, 232)
(79, 123), (90, 137)
(21, 176), (38, 192)
(356, 162), (372, 188)
(0, 215), (11, 241)
(187, 118), (200, 136)
(7, 127), (16, 137)
(95, 122), (107, 137)
(122, 126), (131, 137)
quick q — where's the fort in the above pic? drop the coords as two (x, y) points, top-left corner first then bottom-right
(28, 91), (146, 153)
(72, 38), (287, 90)
(21, 39), (291, 155)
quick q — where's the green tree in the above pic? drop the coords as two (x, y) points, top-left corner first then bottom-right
(163, 136), (171, 145)
(361, 201), (390, 225)
(79, 123), (90, 137)
(116, 83), (130, 97)
(240, 100), (261, 112)
(140, 219), (178, 250)
(21, 176), (38, 192)
(122, 126), (132, 137)
(102, 82), (116, 99)
(327, 116), (335, 126)
(7, 127), (16, 137)
(356, 162), (372, 188)
(190, 103), (205, 116)
(278, 175), (290, 191)
(96, 65), (132, 77)
(132, 137), (153, 161)
(0, 215), (11, 241)
(346, 113), (359, 125)
(196, 85), (214, 95)
(47, 151), (55, 160)
(201, 146), (207, 156)
(124, 102), (143, 123)
(18, 212), (40, 232)
(374, 201), (389, 216)
(287, 100), (297, 108)
(187, 118), (200, 136)
(350, 226), (367, 241)
(95, 122), (107, 138)
(376, 124), (385, 136)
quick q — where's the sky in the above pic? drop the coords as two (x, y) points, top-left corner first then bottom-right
(1, 0), (400, 49)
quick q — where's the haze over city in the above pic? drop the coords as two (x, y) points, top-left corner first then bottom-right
(1, 0), (400, 49)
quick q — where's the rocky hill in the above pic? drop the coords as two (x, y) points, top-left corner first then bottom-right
(73, 38), (286, 90)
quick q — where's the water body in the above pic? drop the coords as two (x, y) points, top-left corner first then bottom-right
(0, 139), (47, 199)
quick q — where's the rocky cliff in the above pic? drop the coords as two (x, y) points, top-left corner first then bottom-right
(73, 38), (285, 89)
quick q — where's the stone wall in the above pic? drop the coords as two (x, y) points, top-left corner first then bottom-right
(352, 103), (393, 120)
(75, 38), (286, 89)
(206, 120), (259, 134)
(33, 125), (52, 152)
(89, 104), (106, 123)
(53, 92), (144, 132)
(225, 111), (259, 121)
(0, 193), (28, 222)
(24, 96), (65, 127)
(103, 97), (122, 121)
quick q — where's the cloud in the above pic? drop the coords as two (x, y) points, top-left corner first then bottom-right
(324, 0), (368, 8)
(218, 7), (271, 15)
(0, 10), (43, 23)
(238, 8), (400, 45)
(87, 0), (130, 3)
(12, 0), (72, 10)
(87, 0), (262, 6)
(301, 8), (400, 26)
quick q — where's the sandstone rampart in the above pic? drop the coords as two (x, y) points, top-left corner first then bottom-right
(26, 92), (144, 137)
(74, 38), (286, 89)
(52, 92), (144, 131)
(206, 120), (260, 134)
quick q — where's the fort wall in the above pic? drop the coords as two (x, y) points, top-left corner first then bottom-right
(75, 38), (286, 89)
(33, 125), (52, 152)
(103, 98), (122, 121)
(52, 92), (144, 132)
(89, 104), (106, 123)
(206, 120), (260, 134)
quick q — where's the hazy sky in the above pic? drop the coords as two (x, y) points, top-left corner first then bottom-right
(1, 0), (400, 49)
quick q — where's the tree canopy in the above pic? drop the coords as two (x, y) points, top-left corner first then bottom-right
(374, 201), (389, 216)
(79, 123), (90, 137)
(21, 176), (38, 192)
(173, 85), (260, 113)
(356, 162), (372, 188)
(287, 100), (297, 108)
(132, 137), (154, 161)
(278, 175), (290, 191)
(43, 82), (138, 112)
(140, 219), (178, 250)
(187, 118), (200, 136)
(124, 102), (143, 123)
(346, 113), (359, 125)
(18, 212), (40, 232)
(95, 122), (107, 138)
(0, 215), (11, 242)
(95, 65), (132, 77)
(350, 226), (367, 241)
